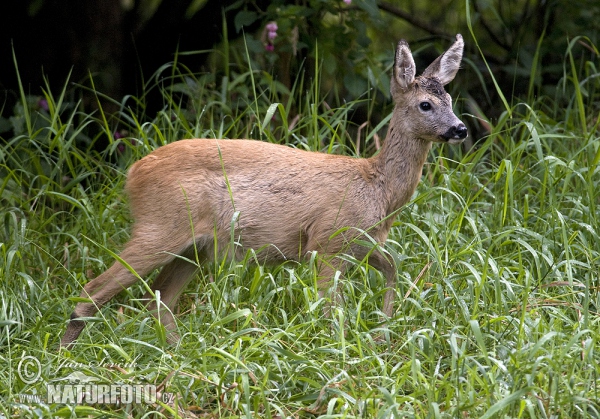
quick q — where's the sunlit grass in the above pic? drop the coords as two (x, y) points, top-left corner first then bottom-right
(1, 37), (599, 418)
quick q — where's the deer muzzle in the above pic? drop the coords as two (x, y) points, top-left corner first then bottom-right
(441, 123), (468, 144)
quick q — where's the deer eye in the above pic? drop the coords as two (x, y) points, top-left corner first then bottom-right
(419, 102), (432, 111)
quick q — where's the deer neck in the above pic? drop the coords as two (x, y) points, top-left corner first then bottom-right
(370, 110), (432, 213)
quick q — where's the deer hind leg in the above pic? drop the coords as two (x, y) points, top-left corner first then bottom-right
(142, 245), (203, 344)
(60, 232), (193, 348)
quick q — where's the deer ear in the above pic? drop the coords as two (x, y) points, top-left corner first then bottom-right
(392, 39), (416, 91)
(422, 34), (464, 85)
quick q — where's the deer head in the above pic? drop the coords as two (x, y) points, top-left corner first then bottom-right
(390, 34), (467, 144)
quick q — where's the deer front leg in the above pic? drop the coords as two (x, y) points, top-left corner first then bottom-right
(314, 246), (397, 318)
(366, 250), (398, 318)
(316, 261), (346, 317)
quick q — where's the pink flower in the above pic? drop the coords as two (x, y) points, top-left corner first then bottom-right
(343, 0), (352, 4)
(266, 22), (278, 33)
(38, 98), (49, 112)
(266, 22), (278, 41)
(265, 21), (278, 52)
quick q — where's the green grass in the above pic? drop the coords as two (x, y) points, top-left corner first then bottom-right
(1, 37), (600, 418)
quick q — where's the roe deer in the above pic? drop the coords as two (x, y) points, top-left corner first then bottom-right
(60, 34), (467, 348)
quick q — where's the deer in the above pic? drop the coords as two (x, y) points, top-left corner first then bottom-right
(60, 34), (467, 348)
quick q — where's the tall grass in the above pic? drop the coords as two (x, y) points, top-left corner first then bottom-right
(1, 33), (599, 418)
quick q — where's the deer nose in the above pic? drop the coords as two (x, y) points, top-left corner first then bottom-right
(443, 123), (468, 141)
(455, 124), (468, 139)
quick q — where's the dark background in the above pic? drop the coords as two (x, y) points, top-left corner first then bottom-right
(1, 0), (599, 128)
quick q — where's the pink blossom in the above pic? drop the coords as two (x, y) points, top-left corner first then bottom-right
(343, 0), (352, 4)
(266, 22), (278, 33)
(265, 21), (278, 52)
(38, 98), (49, 112)
(266, 22), (278, 41)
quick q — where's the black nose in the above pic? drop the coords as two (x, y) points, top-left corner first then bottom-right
(441, 124), (468, 142)
(453, 124), (468, 139)
(442, 124), (468, 141)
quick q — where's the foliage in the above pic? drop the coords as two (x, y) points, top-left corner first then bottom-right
(222, 0), (600, 121)
(1, 5), (600, 419)
(7, 0), (600, 136)
(229, 0), (391, 99)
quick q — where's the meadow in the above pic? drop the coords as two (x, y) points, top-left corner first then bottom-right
(1, 34), (599, 418)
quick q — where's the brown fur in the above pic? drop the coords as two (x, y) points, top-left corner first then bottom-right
(60, 35), (467, 348)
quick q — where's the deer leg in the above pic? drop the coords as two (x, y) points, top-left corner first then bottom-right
(366, 250), (397, 318)
(316, 257), (347, 317)
(141, 246), (201, 344)
(60, 234), (191, 348)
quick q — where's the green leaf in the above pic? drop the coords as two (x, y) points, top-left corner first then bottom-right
(185, 0), (210, 19)
(480, 389), (529, 419)
(261, 103), (280, 131)
(354, 0), (380, 19)
(234, 10), (258, 33)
